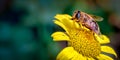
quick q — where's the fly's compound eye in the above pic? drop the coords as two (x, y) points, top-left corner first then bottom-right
(75, 11), (81, 19)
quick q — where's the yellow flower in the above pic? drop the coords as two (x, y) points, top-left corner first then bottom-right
(51, 14), (117, 60)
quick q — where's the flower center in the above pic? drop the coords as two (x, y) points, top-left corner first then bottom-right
(68, 29), (101, 57)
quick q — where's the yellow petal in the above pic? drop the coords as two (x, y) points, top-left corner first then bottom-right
(94, 34), (110, 44)
(57, 47), (76, 60)
(55, 14), (87, 30)
(55, 14), (72, 27)
(57, 47), (86, 60)
(73, 20), (80, 29)
(55, 14), (72, 22)
(71, 53), (79, 60)
(58, 17), (74, 29)
(97, 54), (113, 60)
(71, 53), (87, 60)
(55, 14), (80, 29)
(51, 32), (70, 41)
(101, 46), (117, 57)
(54, 20), (69, 34)
(87, 57), (94, 60)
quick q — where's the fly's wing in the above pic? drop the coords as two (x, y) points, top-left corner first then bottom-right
(89, 14), (103, 21)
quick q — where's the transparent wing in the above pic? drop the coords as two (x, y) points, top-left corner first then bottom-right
(90, 14), (103, 21)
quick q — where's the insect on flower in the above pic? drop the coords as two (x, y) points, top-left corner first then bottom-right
(51, 13), (117, 60)
(72, 10), (103, 35)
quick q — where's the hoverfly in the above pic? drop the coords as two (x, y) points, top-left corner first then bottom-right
(72, 10), (103, 35)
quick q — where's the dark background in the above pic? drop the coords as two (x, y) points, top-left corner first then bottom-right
(0, 0), (120, 60)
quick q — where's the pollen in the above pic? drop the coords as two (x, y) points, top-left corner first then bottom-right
(68, 29), (101, 57)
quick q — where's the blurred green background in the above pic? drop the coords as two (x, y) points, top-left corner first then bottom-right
(0, 0), (120, 60)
